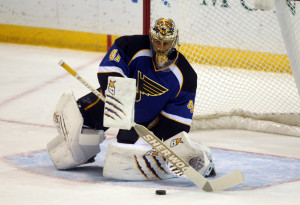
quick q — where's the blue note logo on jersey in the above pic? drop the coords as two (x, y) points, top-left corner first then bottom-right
(136, 71), (168, 102)
(109, 49), (121, 62)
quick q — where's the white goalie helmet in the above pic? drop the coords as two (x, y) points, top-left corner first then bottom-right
(149, 18), (179, 70)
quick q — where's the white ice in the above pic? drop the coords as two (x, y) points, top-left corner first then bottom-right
(0, 43), (300, 205)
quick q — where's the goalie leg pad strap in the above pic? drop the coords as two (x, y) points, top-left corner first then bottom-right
(103, 142), (174, 180)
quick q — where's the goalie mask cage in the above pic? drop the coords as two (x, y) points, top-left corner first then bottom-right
(144, 0), (300, 136)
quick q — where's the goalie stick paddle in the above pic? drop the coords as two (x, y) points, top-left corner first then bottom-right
(58, 60), (244, 192)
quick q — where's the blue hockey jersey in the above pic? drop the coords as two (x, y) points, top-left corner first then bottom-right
(98, 35), (197, 141)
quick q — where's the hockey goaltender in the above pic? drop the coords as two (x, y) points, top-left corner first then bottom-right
(47, 18), (215, 181)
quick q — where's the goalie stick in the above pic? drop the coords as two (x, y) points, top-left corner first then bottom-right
(58, 60), (105, 102)
(133, 123), (244, 192)
(58, 60), (244, 192)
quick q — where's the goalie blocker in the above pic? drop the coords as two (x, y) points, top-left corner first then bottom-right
(103, 76), (136, 130)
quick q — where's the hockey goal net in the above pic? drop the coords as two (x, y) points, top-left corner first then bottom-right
(147, 0), (300, 136)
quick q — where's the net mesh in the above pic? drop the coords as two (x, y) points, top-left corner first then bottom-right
(150, 0), (300, 135)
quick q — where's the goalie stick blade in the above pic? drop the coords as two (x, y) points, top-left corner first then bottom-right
(204, 170), (244, 192)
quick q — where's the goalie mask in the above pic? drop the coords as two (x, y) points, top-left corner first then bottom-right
(150, 18), (179, 71)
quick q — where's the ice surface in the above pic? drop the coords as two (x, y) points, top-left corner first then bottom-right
(0, 43), (300, 205)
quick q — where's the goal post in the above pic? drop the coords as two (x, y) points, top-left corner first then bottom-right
(144, 0), (300, 136)
(143, 0), (151, 35)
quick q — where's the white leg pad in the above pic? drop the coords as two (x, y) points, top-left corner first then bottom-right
(47, 135), (81, 169)
(47, 90), (103, 169)
(47, 133), (103, 170)
(164, 132), (215, 177)
(103, 142), (174, 180)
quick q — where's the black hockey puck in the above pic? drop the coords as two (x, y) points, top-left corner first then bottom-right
(155, 190), (166, 195)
